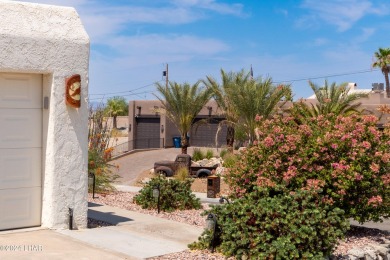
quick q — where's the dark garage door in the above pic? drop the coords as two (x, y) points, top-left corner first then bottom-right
(135, 117), (160, 149)
(190, 118), (227, 147)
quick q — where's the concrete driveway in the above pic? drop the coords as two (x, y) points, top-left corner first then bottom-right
(110, 148), (181, 185)
(111, 147), (217, 185)
(111, 148), (181, 185)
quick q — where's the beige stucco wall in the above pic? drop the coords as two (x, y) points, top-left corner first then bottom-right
(0, 1), (90, 229)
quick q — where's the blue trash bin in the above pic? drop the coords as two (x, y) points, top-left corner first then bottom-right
(173, 137), (181, 148)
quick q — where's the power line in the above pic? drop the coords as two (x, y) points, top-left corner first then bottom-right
(274, 68), (379, 84)
(88, 90), (156, 101)
(89, 80), (163, 96)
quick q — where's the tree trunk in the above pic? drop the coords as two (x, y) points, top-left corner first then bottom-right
(181, 133), (188, 154)
(226, 125), (235, 152)
(385, 70), (390, 98)
(113, 116), (117, 129)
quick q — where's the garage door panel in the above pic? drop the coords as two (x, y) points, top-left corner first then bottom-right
(0, 109), (42, 149)
(0, 74), (42, 109)
(0, 72), (42, 231)
(191, 120), (227, 147)
(135, 117), (160, 149)
(0, 187), (41, 230)
(0, 148), (41, 190)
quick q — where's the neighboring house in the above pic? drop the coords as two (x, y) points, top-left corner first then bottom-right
(126, 83), (390, 152)
(128, 100), (227, 149)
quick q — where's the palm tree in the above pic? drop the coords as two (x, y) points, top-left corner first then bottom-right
(155, 81), (212, 154)
(372, 47), (390, 97)
(105, 96), (128, 129)
(229, 76), (292, 144)
(202, 69), (250, 151)
(204, 69), (291, 147)
(290, 80), (368, 119)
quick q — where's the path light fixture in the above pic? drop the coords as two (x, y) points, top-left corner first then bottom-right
(68, 208), (73, 230)
(206, 213), (217, 253)
(88, 172), (96, 199)
(152, 184), (161, 214)
(219, 196), (230, 204)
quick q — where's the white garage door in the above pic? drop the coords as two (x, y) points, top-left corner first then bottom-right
(0, 73), (42, 231)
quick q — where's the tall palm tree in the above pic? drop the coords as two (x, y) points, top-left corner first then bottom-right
(105, 96), (128, 129)
(229, 76), (292, 144)
(372, 47), (390, 97)
(155, 81), (212, 154)
(202, 69), (250, 151)
(290, 80), (368, 120)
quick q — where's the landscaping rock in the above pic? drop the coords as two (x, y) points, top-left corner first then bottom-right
(344, 242), (390, 260)
(347, 248), (366, 258)
(215, 166), (226, 176)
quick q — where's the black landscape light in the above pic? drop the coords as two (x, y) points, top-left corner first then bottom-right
(88, 172), (96, 199)
(206, 213), (217, 253)
(69, 208), (73, 230)
(152, 184), (161, 214)
(219, 196), (230, 204)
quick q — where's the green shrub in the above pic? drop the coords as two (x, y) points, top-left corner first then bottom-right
(219, 149), (228, 158)
(134, 176), (202, 212)
(189, 186), (349, 259)
(227, 113), (390, 223)
(192, 148), (204, 161)
(221, 153), (238, 168)
(174, 167), (189, 181)
(205, 149), (214, 159)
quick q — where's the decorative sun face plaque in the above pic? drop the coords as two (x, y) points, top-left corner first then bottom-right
(65, 74), (81, 108)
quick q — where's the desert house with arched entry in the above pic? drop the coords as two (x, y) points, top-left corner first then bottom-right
(0, 1), (89, 230)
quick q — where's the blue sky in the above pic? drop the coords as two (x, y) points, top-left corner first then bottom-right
(18, 0), (390, 102)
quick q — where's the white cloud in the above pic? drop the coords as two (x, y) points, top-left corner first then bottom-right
(170, 0), (245, 16)
(354, 27), (376, 43)
(300, 0), (390, 31)
(313, 38), (329, 46)
(108, 34), (229, 56)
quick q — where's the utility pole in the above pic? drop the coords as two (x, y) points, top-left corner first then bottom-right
(165, 63), (169, 90)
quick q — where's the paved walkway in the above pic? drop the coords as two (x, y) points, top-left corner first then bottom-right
(0, 199), (204, 259)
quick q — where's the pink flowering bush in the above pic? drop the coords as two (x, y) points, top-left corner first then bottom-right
(226, 113), (390, 223)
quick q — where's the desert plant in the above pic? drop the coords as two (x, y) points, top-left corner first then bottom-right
(189, 185), (349, 259)
(205, 149), (214, 159)
(219, 149), (228, 158)
(88, 105), (120, 193)
(372, 47), (390, 97)
(174, 167), (189, 181)
(192, 148), (205, 161)
(288, 80), (368, 121)
(221, 153), (238, 168)
(134, 176), (202, 212)
(155, 81), (213, 154)
(104, 96), (128, 129)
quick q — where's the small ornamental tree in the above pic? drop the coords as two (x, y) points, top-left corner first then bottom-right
(226, 113), (390, 223)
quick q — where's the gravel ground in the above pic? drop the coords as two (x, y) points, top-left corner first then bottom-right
(88, 191), (389, 259)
